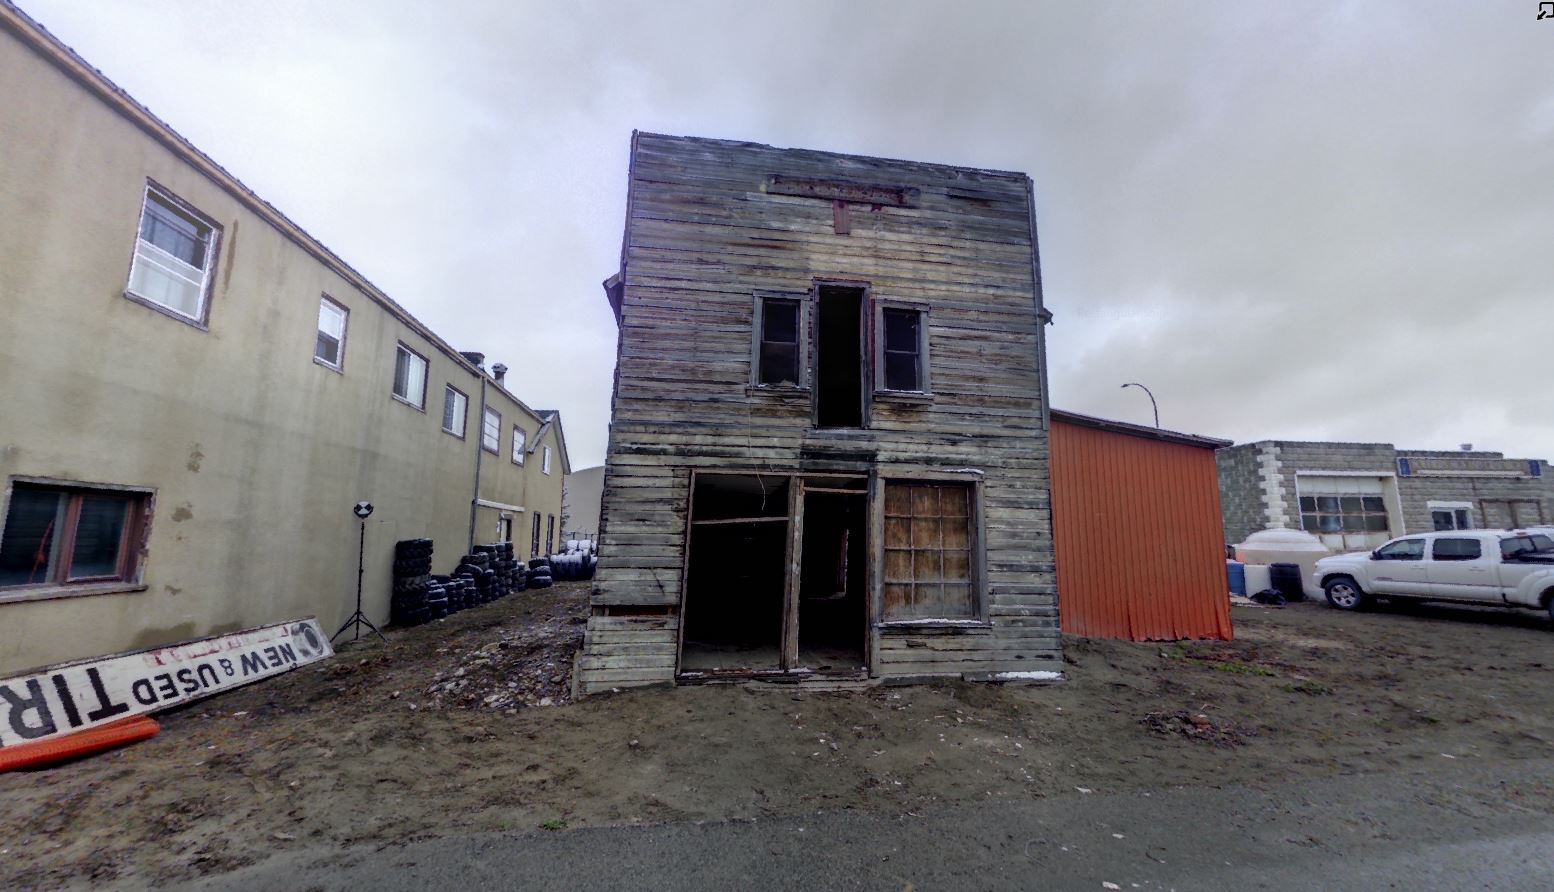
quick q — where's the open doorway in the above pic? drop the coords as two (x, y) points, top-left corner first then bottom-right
(680, 474), (790, 673)
(815, 284), (864, 428)
(797, 479), (867, 671)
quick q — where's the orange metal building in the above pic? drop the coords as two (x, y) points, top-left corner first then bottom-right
(1050, 410), (1234, 641)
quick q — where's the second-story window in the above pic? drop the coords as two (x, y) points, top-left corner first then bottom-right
(879, 306), (929, 393)
(543, 446), (552, 475)
(392, 343), (427, 409)
(512, 426), (526, 464)
(315, 296), (348, 369)
(442, 385), (467, 437)
(482, 408), (501, 453)
(754, 296), (802, 386)
(126, 186), (220, 323)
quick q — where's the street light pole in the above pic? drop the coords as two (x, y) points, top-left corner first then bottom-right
(1121, 382), (1159, 428)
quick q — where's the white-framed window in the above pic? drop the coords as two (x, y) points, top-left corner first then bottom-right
(126, 185), (220, 323)
(392, 343), (428, 409)
(315, 296), (348, 369)
(512, 426), (526, 464)
(543, 446), (552, 475)
(441, 385), (468, 437)
(482, 407), (501, 454)
(1429, 501), (1474, 531)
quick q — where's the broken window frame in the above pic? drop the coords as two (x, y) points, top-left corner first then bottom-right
(481, 407), (502, 454)
(441, 385), (468, 438)
(124, 182), (221, 328)
(391, 342), (429, 410)
(314, 295), (349, 372)
(872, 300), (932, 397)
(749, 290), (810, 390)
(0, 478), (154, 596)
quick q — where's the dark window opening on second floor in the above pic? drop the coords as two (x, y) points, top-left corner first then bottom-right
(815, 285), (864, 428)
(757, 297), (801, 386)
(881, 307), (924, 392)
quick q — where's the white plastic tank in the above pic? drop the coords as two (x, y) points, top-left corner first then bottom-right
(1235, 528), (1332, 599)
(1243, 563), (1272, 595)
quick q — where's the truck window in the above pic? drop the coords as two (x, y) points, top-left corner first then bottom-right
(1501, 537), (1541, 560)
(1431, 538), (1482, 562)
(1532, 535), (1554, 553)
(1376, 538), (1426, 561)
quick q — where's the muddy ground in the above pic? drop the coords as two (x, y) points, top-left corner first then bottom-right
(4, 583), (1554, 890)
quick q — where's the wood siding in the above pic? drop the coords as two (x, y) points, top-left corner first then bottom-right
(579, 133), (1058, 693)
(1050, 418), (1233, 642)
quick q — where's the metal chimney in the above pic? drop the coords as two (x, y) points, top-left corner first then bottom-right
(491, 363), (508, 386)
(459, 351), (485, 369)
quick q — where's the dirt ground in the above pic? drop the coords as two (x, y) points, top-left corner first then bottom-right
(5, 583), (1554, 890)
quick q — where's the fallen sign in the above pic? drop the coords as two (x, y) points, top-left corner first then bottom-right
(0, 618), (332, 748)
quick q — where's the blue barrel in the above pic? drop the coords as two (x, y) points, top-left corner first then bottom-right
(1226, 560), (1246, 596)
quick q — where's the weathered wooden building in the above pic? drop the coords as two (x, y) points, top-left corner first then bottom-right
(575, 133), (1058, 693)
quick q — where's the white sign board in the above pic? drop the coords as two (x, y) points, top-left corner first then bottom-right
(0, 618), (332, 748)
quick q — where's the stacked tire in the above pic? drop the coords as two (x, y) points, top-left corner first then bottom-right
(527, 557), (554, 589)
(549, 551), (598, 581)
(390, 538), (435, 626)
(477, 542), (522, 594)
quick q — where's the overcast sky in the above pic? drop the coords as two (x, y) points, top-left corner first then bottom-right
(23, 1), (1554, 467)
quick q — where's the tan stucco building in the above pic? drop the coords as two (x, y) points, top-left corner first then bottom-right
(0, 4), (569, 674)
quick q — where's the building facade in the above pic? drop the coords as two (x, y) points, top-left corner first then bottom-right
(575, 133), (1058, 694)
(1218, 440), (1551, 552)
(0, 4), (567, 674)
(562, 465), (605, 542)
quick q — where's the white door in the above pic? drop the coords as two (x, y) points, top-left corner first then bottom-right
(1367, 537), (1428, 595)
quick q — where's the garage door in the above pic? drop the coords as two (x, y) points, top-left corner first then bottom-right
(1296, 475), (1394, 552)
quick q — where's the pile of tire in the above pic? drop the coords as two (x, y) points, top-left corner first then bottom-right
(548, 551), (598, 581)
(453, 550), (500, 605)
(527, 557), (554, 589)
(390, 538), (436, 626)
(473, 542), (523, 595)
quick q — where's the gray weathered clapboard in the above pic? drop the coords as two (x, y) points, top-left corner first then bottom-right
(576, 133), (1058, 694)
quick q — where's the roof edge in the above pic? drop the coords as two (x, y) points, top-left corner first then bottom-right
(1050, 409), (1232, 450)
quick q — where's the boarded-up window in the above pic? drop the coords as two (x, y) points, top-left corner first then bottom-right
(883, 482), (975, 619)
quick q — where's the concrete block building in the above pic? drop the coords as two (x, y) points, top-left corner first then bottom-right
(1218, 440), (1551, 552)
(0, 4), (568, 673)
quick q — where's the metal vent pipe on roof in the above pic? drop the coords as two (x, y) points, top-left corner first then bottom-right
(491, 363), (508, 386)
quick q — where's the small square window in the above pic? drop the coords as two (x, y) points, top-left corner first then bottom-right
(482, 408), (501, 454)
(442, 386), (467, 437)
(315, 297), (348, 369)
(392, 343), (428, 409)
(126, 186), (219, 322)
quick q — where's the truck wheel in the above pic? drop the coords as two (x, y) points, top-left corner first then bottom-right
(1324, 577), (1368, 611)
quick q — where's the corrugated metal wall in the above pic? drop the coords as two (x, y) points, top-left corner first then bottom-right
(1050, 419), (1233, 641)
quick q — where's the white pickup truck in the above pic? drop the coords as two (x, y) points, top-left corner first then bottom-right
(1313, 530), (1554, 619)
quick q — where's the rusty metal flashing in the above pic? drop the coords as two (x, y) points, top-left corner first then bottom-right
(765, 175), (919, 208)
(1050, 409), (1232, 450)
(0, 1), (540, 417)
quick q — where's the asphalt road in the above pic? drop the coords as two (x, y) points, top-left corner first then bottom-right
(179, 759), (1554, 891)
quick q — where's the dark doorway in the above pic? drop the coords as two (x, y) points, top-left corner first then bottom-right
(815, 285), (864, 428)
(681, 474), (790, 673)
(798, 486), (867, 670)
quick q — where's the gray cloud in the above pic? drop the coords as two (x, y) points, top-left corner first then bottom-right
(24, 0), (1554, 465)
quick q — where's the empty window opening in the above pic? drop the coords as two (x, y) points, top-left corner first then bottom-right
(815, 285), (864, 428)
(797, 488), (867, 671)
(681, 475), (791, 673)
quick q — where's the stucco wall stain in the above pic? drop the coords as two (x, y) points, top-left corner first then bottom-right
(187, 443), (204, 473)
(220, 218), (238, 294)
(164, 585), (182, 597)
(171, 503), (193, 522)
